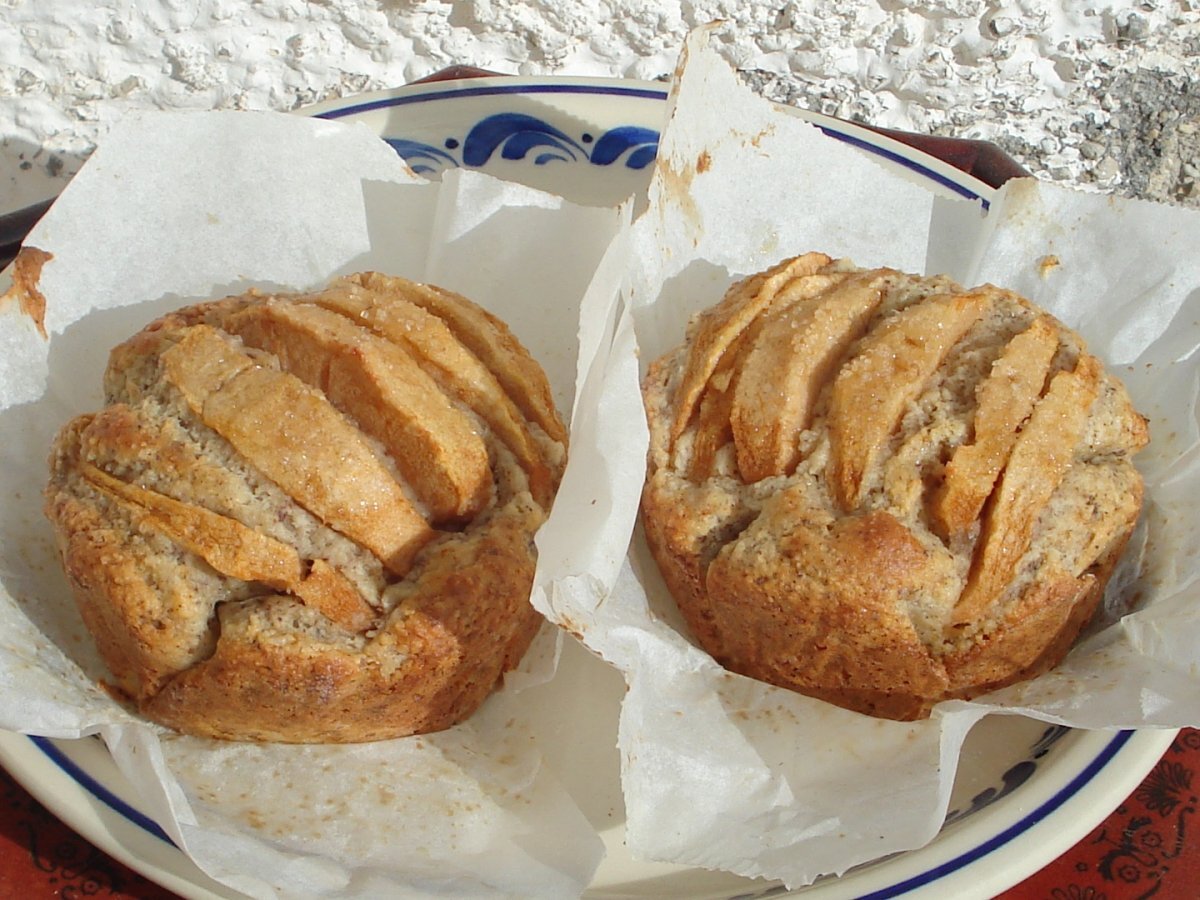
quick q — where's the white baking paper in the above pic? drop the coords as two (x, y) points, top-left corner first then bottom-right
(0, 109), (626, 898)
(535, 27), (1200, 888)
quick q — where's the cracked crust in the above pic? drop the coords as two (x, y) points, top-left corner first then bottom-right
(641, 254), (1147, 720)
(45, 273), (565, 743)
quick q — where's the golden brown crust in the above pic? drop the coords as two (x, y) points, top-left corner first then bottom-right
(46, 460), (219, 699)
(931, 315), (1059, 540)
(142, 511), (544, 742)
(671, 252), (834, 445)
(161, 326), (437, 576)
(45, 274), (565, 743)
(307, 275), (559, 509)
(826, 288), (989, 511)
(226, 299), (492, 523)
(729, 269), (886, 483)
(949, 354), (1102, 628)
(641, 253), (1146, 720)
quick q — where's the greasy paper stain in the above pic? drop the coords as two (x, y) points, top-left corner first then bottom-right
(1, 246), (53, 338)
(1038, 254), (1061, 278)
(656, 154), (703, 242)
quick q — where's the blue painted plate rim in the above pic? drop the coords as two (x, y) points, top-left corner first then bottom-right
(305, 76), (988, 205)
(18, 727), (1173, 899)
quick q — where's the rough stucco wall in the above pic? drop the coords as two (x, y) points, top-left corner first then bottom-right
(1, 1), (1198, 213)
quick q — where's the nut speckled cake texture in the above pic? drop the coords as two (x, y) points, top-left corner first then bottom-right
(45, 272), (566, 743)
(642, 252), (1148, 720)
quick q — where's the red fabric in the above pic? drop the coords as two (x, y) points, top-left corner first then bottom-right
(1001, 727), (1200, 900)
(0, 729), (1196, 898)
(0, 764), (175, 898)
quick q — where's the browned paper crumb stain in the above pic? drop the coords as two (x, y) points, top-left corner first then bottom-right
(656, 154), (703, 240)
(1038, 254), (1061, 278)
(1, 246), (53, 338)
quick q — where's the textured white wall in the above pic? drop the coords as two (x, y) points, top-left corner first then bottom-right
(2, 1), (1198, 212)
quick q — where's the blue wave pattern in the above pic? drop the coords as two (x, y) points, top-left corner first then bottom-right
(464, 113), (585, 165)
(589, 125), (659, 170)
(384, 113), (659, 175)
(942, 725), (1072, 828)
(383, 139), (458, 176)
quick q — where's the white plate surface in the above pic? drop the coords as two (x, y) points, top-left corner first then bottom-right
(0, 76), (1178, 899)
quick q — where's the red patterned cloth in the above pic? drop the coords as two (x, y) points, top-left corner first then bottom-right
(0, 766), (174, 899)
(1, 729), (1197, 898)
(1002, 728), (1200, 900)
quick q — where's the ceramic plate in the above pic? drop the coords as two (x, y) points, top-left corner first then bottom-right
(0, 76), (1178, 899)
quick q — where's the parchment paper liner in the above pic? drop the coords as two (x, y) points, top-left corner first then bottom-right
(532, 29), (1200, 888)
(0, 109), (627, 898)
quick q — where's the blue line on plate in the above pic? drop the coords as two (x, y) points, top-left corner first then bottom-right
(855, 730), (1136, 899)
(810, 126), (987, 206)
(314, 83), (670, 119)
(29, 735), (175, 846)
(315, 85), (989, 208)
(28, 730), (1136, 895)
